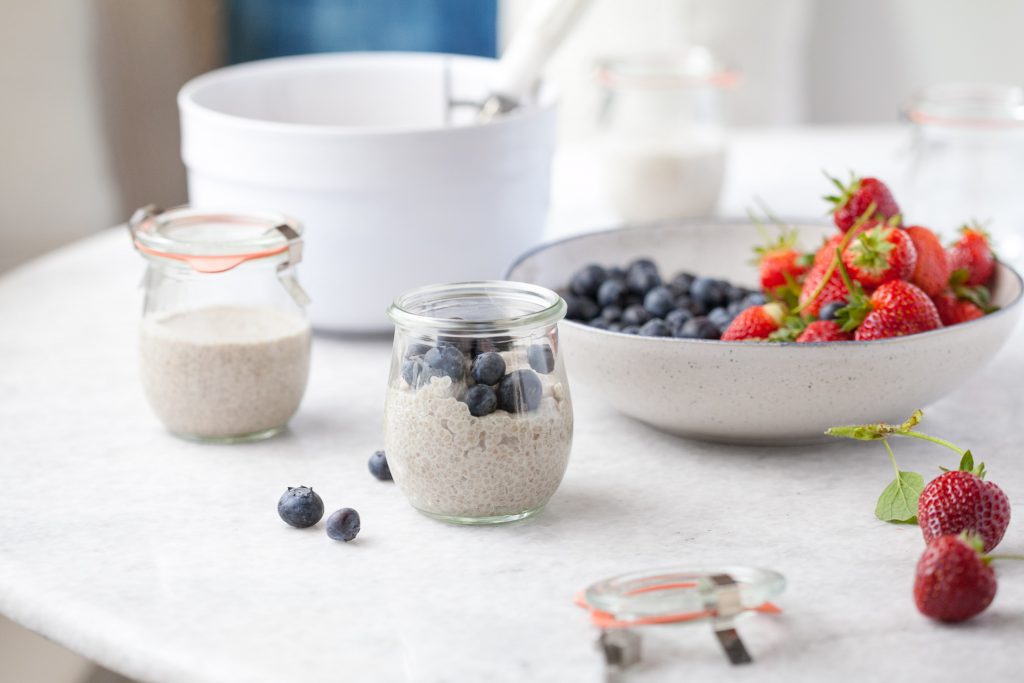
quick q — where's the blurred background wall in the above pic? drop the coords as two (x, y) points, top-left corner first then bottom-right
(4, 0), (1024, 275)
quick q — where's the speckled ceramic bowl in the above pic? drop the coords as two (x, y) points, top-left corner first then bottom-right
(507, 221), (1023, 444)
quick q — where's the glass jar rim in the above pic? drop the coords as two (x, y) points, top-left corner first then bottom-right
(387, 280), (566, 335)
(129, 205), (303, 273)
(903, 82), (1024, 129)
(595, 48), (740, 90)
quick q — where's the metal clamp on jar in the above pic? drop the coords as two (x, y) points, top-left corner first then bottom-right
(129, 205), (312, 443)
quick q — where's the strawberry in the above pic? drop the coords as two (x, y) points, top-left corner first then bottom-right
(759, 248), (808, 291)
(913, 534), (996, 623)
(918, 453), (1010, 552)
(720, 303), (785, 341)
(905, 225), (951, 297)
(933, 290), (984, 326)
(948, 225), (996, 286)
(841, 219), (917, 288)
(850, 280), (941, 340)
(812, 234), (844, 269)
(796, 320), (851, 342)
(798, 260), (851, 319)
(825, 174), (901, 233)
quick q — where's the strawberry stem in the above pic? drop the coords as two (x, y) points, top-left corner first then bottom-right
(986, 554), (1024, 562)
(891, 430), (966, 456)
(882, 437), (900, 478)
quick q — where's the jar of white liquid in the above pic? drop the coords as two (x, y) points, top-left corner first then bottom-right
(596, 49), (737, 222)
(129, 206), (312, 442)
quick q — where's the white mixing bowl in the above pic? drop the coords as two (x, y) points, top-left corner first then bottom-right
(179, 52), (557, 332)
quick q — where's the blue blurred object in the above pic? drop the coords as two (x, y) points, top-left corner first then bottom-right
(227, 0), (498, 63)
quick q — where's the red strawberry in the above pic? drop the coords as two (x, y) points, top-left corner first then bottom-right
(842, 220), (917, 288)
(720, 303), (784, 341)
(759, 248), (808, 291)
(913, 534), (996, 623)
(905, 225), (951, 297)
(812, 234), (844, 269)
(949, 225), (996, 286)
(825, 174), (901, 233)
(918, 456), (1010, 552)
(796, 320), (851, 342)
(852, 280), (942, 340)
(933, 291), (985, 326)
(798, 260), (850, 318)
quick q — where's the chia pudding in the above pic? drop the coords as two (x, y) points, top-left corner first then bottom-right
(140, 305), (311, 440)
(385, 347), (573, 522)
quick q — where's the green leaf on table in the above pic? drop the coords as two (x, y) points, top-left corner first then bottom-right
(875, 470), (924, 524)
(825, 425), (885, 441)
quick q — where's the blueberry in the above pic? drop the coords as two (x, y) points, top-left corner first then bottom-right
(626, 268), (661, 296)
(277, 486), (324, 528)
(404, 342), (430, 359)
(401, 358), (439, 388)
(643, 286), (675, 318)
(608, 266), (626, 280)
(627, 257), (658, 275)
(424, 344), (465, 382)
(676, 317), (721, 339)
(498, 369), (543, 413)
(665, 308), (692, 330)
(597, 279), (627, 307)
(707, 306), (734, 330)
(462, 384), (498, 416)
(471, 351), (506, 385)
(621, 325), (640, 334)
(726, 300), (745, 316)
(741, 292), (766, 308)
(527, 343), (556, 374)
(621, 304), (651, 327)
(670, 272), (696, 295)
(565, 294), (599, 321)
(818, 301), (846, 321)
(638, 319), (672, 337)
(608, 323), (623, 332)
(569, 264), (607, 297)
(325, 508), (360, 542)
(725, 285), (748, 303)
(601, 305), (623, 322)
(588, 318), (612, 330)
(368, 450), (392, 481)
(690, 277), (727, 309)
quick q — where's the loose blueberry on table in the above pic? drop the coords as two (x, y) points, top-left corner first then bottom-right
(277, 486), (325, 528)
(326, 508), (361, 542)
(368, 450), (392, 481)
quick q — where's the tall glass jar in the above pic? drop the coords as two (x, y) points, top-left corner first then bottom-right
(384, 281), (573, 524)
(595, 48), (738, 222)
(129, 205), (312, 442)
(903, 83), (1024, 265)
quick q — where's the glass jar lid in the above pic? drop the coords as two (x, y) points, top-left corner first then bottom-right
(596, 47), (740, 90)
(128, 205), (304, 274)
(387, 281), (566, 336)
(904, 83), (1024, 128)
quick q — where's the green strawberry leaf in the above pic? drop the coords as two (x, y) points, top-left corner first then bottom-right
(875, 470), (924, 524)
(825, 425), (885, 440)
(958, 450), (974, 472)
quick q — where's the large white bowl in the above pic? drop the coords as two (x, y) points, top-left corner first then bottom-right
(179, 52), (557, 333)
(508, 221), (1023, 444)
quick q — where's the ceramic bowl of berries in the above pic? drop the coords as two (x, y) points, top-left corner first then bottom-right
(508, 175), (1022, 443)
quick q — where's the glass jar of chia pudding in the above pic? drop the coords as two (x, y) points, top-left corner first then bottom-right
(385, 281), (574, 524)
(129, 205), (312, 443)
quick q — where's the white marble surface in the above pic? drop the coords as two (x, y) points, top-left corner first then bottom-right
(2, 126), (1024, 682)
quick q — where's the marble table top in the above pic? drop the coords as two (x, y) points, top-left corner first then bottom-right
(2, 126), (1023, 682)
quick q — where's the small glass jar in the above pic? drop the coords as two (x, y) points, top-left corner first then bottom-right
(903, 83), (1024, 265)
(384, 281), (573, 524)
(595, 48), (737, 222)
(129, 205), (312, 442)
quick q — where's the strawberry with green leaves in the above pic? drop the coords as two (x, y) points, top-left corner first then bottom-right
(905, 225), (950, 297)
(755, 231), (810, 292)
(824, 173), (901, 233)
(933, 290), (985, 326)
(919, 451), (1010, 552)
(720, 303), (785, 341)
(948, 224), (996, 286)
(843, 280), (942, 341)
(914, 533), (997, 623)
(798, 260), (850, 319)
(841, 218), (917, 288)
